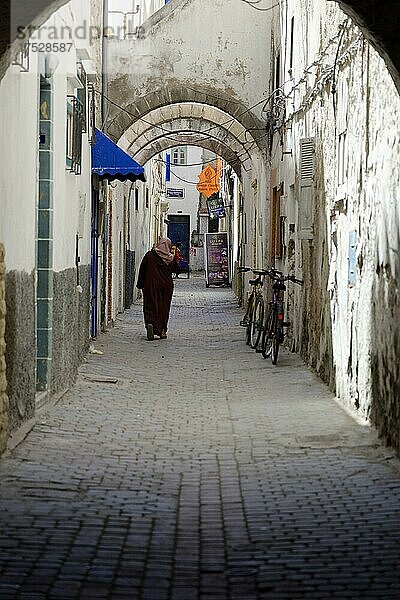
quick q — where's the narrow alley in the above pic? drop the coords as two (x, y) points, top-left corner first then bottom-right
(1, 278), (400, 599)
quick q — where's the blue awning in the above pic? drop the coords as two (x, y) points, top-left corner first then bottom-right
(92, 128), (145, 182)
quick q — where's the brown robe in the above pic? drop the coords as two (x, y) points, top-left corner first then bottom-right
(137, 250), (179, 336)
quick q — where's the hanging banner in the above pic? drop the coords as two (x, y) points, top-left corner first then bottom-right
(204, 232), (230, 287)
(165, 153), (171, 182)
(196, 165), (220, 198)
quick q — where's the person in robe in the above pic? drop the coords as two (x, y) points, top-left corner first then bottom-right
(136, 238), (179, 340)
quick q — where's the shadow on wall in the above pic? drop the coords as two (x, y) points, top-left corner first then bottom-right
(370, 265), (400, 453)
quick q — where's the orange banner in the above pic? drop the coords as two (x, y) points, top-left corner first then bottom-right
(196, 163), (221, 198)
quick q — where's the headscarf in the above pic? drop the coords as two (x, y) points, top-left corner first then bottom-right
(154, 237), (174, 265)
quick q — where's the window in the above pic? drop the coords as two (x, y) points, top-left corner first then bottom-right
(76, 63), (87, 133)
(171, 146), (187, 166)
(88, 83), (96, 144)
(13, 43), (30, 72)
(336, 75), (349, 196)
(270, 186), (283, 258)
(145, 188), (149, 209)
(337, 131), (347, 187)
(275, 52), (281, 90)
(135, 188), (139, 211)
(66, 95), (83, 174)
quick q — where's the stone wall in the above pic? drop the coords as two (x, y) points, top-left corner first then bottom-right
(51, 266), (90, 394)
(0, 244), (8, 454)
(277, 5), (400, 452)
(5, 270), (36, 432)
(371, 268), (400, 453)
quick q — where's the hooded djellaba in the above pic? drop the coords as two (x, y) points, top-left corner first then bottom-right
(137, 237), (180, 340)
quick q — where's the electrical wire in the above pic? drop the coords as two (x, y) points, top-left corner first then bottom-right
(138, 125), (270, 167)
(240, 0), (280, 11)
(93, 89), (270, 169)
(166, 162), (225, 186)
(283, 31), (363, 125)
(95, 88), (269, 148)
(263, 18), (356, 132)
(155, 157), (221, 168)
(331, 19), (350, 120)
(166, 170), (209, 186)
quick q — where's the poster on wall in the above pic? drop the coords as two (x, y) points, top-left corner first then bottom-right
(204, 232), (230, 287)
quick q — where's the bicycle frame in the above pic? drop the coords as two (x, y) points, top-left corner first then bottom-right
(260, 269), (303, 364)
(238, 268), (267, 348)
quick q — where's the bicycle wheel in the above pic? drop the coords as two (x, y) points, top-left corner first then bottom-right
(261, 306), (275, 358)
(245, 296), (254, 345)
(250, 296), (264, 349)
(271, 321), (283, 364)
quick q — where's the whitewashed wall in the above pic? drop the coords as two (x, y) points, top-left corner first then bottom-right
(275, 0), (400, 448)
(0, 68), (38, 273)
(0, 0), (97, 434)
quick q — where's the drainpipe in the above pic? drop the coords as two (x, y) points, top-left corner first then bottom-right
(102, 0), (108, 132)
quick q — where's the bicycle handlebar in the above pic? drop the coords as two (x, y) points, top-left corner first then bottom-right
(238, 267), (269, 275)
(265, 268), (303, 285)
(238, 266), (303, 285)
(253, 269), (269, 275)
(287, 276), (304, 286)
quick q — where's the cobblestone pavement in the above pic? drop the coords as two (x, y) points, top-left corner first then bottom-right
(1, 277), (400, 599)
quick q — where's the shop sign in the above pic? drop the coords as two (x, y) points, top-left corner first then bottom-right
(204, 232), (230, 287)
(207, 195), (226, 219)
(196, 165), (220, 197)
(166, 188), (185, 198)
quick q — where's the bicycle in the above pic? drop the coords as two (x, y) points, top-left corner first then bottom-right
(259, 268), (303, 364)
(238, 267), (269, 349)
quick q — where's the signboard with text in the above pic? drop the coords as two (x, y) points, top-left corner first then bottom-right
(204, 232), (230, 287)
(166, 188), (185, 199)
(196, 165), (220, 198)
(207, 195), (226, 219)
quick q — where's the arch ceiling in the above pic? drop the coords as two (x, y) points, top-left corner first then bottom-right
(128, 119), (252, 175)
(106, 84), (268, 155)
(118, 102), (263, 151)
(117, 102), (264, 178)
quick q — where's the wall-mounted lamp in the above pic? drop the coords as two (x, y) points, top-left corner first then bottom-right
(44, 54), (59, 78)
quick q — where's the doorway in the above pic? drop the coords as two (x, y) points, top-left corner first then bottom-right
(168, 215), (190, 265)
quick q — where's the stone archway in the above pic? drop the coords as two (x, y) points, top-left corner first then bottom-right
(333, 0), (400, 93)
(116, 101), (267, 177)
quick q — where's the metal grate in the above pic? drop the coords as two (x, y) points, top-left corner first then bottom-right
(66, 96), (83, 175)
